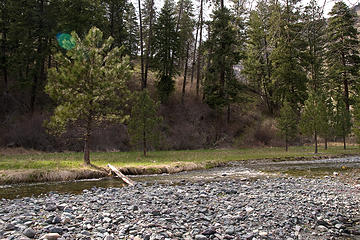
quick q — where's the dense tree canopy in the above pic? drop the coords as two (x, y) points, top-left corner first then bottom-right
(2, 0), (360, 152)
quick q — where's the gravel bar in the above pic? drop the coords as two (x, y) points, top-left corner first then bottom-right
(0, 176), (360, 240)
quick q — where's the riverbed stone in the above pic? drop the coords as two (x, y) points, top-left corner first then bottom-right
(40, 233), (61, 240)
(1, 169), (360, 240)
(49, 227), (63, 235)
(4, 224), (16, 231)
(194, 234), (207, 240)
(23, 228), (36, 238)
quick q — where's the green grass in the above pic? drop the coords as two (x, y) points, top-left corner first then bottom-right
(0, 145), (359, 171)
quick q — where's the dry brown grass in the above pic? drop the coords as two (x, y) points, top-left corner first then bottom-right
(120, 161), (204, 175)
(0, 169), (107, 184)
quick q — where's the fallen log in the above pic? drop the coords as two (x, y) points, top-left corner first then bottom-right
(107, 164), (136, 186)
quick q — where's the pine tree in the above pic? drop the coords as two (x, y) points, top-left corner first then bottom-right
(334, 97), (352, 150)
(128, 90), (162, 156)
(177, 0), (195, 103)
(299, 93), (328, 153)
(104, 0), (138, 57)
(303, 0), (326, 93)
(243, 0), (276, 114)
(177, 0), (195, 66)
(353, 96), (360, 145)
(0, 0), (10, 96)
(203, 7), (242, 114)
(124, 3), (139, 57)
(153, 0), (179, 103)
(277, 101), (298, 151)
(45, 27), (131, 165)
(142, 0), (156, 88)
(326, 1), (360, 113)
(318, 95), (335, 150)
(270, 0), (307, 110)
(60, 0), (106, 37)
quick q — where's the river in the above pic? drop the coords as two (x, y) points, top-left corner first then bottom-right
(1, 156), (360, 200)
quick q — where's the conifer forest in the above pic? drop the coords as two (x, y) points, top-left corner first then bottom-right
(1, 0), (360, 155)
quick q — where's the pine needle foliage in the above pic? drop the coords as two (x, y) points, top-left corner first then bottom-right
(128, 90), (162, 156)
(45, 27), (132, 165)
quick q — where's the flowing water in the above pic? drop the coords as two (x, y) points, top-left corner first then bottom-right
(1, 156), (360, 200)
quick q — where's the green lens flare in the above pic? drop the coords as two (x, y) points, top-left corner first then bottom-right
(56, 33), (76, 50)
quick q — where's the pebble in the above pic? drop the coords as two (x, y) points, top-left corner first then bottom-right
(0, 177), (359, 239)
(194, 234), (207, 240)
(40, 233), (61, 240)
(23, 228), (36, 238)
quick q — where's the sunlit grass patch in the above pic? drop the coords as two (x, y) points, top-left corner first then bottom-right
(0, 145), (358, 172)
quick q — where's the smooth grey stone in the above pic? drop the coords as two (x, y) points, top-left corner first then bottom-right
(194, 234), (207, 240)
(23, 228), (36, 238)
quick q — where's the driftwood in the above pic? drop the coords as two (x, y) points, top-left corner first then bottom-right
(107, 164), (136, 186)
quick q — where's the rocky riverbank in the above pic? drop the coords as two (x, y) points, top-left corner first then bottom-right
(0, 176), (359, 240)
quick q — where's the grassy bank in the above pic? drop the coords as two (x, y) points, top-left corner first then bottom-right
(0, 145), (359, 184)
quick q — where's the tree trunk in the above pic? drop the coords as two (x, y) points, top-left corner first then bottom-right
(285, 135), (288, 152)
(339, 50), (350, 113)
(1, 26), (7, 94)
(219, 5), (226, 98)
(203, 24), (211, 101)
(190, 15), (200, 85)
(324, 138), (328, 150)
(169, 0), (184, 77)
(196, 0), (203, 97)
(138, 0), (145, 89)
(314, 130), (318, 154)
(144, 0), (155, 87)
(84, 114), (92, 165)
(84, 135), (90, 165)
(182, 42), (190, 104)
(227, 104), (230, 124)
(143, 107), (147, 157)
(30, 75), (38, 114)
(143, 129), (147, 157)
(84, 136), (90, 165)
(31, 0), (47, 114)
(343, 135), (346, 150)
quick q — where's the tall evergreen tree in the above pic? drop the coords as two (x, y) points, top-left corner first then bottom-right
(10, 0), (61, 113)
(299, 93), (328, 153)
(195, 0), (204, 97)
(204, 6), (243, 119)
(177, 0), (195, 103)
(60, 0), (106, 37)
(104, 0), (138, 57)
(326, 1), (360, 113)
(277, 101), (298, 151)
(334, 97), (352, 150)
(142, 0), (156, 88)
(352, 95), (360, 145)
(270, 0), (307, 111)
(243, 0), (275, 114)
(124, 3), (139, 57)
(0, 0), (10, 96)
(153, 0), (179, 103)
(303, 0), (326, 93)
(177, 0), (195, 67)
(318, 96), (335, 150)
(128, 90), (162, 156)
